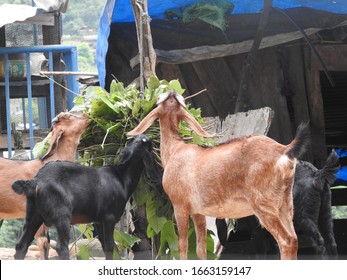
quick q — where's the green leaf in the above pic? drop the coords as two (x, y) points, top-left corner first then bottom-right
(77, 224), (95, 240)
(168, 79), (185, 94)
(110, 80), (125, 98)
(97, 92), (120, 114)
(132, 98), (141, 117)
(33, 132), (52, 158)
(112, 245), (121, 260)
(113, 230), (140, 250)
(77, 245), (90, 260)
(146, 193), (167, 236)
(132, 175), (151, 206)
(146, 76), (160, 91)
(158, 220), (179, 258)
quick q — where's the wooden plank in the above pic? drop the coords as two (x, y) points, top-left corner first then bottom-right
(192, 57), (237, 119)
(287, 44), (313, 162)
(310, 44), (347, 71)
(179, 63), (217, 117)
(245, 47), (293, 144)
(304, 47), (327, 168)
(234, 0), (273, 113)
(206, 107), (274, 143)
(156, 63), (189, 93)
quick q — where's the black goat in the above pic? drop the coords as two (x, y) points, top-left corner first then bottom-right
(217, 149), (340, 259)
(12, 134), (161, 260)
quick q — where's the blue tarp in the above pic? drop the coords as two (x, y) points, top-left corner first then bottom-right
(111, 0), (347, 23)
(97, 0), (347, 87)
(336, 149), (347, 184)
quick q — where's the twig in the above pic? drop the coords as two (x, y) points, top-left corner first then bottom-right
(184, 89), (207, 100)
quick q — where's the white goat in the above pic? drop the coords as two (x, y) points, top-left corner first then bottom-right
(128, 90), (310, 260)
(0, 111), (89, 259)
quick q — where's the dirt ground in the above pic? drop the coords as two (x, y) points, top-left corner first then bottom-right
(0, 247), (37, 260)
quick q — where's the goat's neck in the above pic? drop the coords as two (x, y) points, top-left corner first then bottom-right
(44, 137), (79, 163)
(119, 160), (144, 199)
(159, 117), (183, 167)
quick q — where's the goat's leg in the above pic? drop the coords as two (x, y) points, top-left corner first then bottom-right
(173, 206), (190, 260)
(34, 225), (50, 260)
(297, 218), (327, 256)
(15, 214), (43, 259)
(319, 189), (338, 257)
(102, 218), (117, 260)
(55, 220), (71, 260)
(95, 223), (106, 252)
(191, 214), (207, 259)
(254, 210), (297, 260)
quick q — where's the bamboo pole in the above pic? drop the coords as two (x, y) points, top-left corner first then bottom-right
(130, 0), (157, 93)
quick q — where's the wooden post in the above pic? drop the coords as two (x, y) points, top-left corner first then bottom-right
(130, 0), (157, 92)
(234, 0), (273, 113)
(304, 47), (327, 168)
(130, 0), (158, 260)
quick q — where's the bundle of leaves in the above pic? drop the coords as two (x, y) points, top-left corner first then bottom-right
(182, 0), (234, 32)
(34, 76), (217, 259)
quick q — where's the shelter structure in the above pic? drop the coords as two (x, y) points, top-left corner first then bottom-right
(97, 0), (347, 167)
(96, 0), (347, 259)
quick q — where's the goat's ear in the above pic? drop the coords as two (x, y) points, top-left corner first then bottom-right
(41, 130), (63, 160)
(127, 107), (159, 136)
(181, 109), (216, 138)
(143, 150), (163, 187)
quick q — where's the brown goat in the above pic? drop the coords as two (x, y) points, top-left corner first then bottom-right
(128, 90), (310, 260)
(0, 111), (89, 259)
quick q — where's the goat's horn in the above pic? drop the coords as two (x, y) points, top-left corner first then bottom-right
(156, 92), (170, 105)
(174, 94), (186, 108)
(51, 116), (59, 125)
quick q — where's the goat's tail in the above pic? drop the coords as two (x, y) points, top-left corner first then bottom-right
(12, 180), (37, 198)
(315, 150), (340, 191)
(285, 122), (310, 159)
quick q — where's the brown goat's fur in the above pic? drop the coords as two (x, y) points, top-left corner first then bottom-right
(0, 111), (89, 259)
(128, 91), (310, 260)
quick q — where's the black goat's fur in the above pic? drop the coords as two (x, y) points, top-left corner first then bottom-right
(217, 149), (340, 259)
(12, 135), (161, 260)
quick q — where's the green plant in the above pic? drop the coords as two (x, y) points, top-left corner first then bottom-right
(34, 76), (217, 259)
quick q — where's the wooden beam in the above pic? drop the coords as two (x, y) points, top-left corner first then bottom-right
(310, 44), (347, 71)
(156, 63), (189, 92)
(179, 63), (217, 117)
(234, 0), (273, 113)
(192, 57), (237, 119)
(304, 47), (327, 168)
(287, 44), (312, 161)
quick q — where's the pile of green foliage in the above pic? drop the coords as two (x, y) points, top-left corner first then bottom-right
(35, 76), (216, 259)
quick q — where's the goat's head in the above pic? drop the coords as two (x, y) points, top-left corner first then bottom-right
(41, 111), (90, 160)
(121, 134), (162, 185)
(127, 90), (215, 138)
